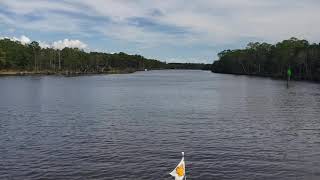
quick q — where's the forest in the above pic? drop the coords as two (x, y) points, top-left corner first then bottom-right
(211, 37), (320, 81)
(0, 38), (209, 75)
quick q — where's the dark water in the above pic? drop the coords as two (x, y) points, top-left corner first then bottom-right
(1, 70), (320, 180)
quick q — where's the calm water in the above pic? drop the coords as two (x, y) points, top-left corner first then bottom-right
(1, 70), (320, 180)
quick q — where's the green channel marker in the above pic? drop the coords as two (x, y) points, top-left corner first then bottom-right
(287, 68), (292, 77)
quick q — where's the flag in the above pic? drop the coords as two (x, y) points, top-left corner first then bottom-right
(170, 152), (186, 180)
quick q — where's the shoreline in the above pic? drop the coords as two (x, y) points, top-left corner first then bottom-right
(0, 69), (210, 77)
(211, 71), (320, 83)
(0, 69), (138, 77)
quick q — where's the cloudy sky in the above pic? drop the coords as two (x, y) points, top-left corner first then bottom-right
(0, 0), (320, 63)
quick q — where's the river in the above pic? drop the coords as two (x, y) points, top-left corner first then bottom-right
(1, 70), (320, 179)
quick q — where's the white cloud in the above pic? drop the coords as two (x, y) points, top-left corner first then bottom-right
(3, 0), (318, 44)
(1, 0), (320, 60)
(69, 0), (319, 44)
(0, 35), (31, 44)
(0, 0), (83, 15)
(52, 39), (87, 50)
(17, 35), (31, 44)
(38, 41), (51, 48)
(0, 35), (88, 50)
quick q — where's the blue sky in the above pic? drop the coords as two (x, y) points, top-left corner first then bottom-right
(1, 0), (320, 63)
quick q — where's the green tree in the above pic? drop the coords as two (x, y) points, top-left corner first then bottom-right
(0, 48), (6, 69)
(212, 37), (320, 81)
(29, 41), (41, 71)
(0, 38), (208, 74)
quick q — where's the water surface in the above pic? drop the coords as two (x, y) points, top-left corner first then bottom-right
(1, 70), (320, 179)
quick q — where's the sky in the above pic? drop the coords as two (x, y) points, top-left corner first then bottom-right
(0, 0), (320, 63)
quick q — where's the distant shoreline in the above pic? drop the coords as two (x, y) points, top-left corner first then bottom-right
(0, 69), (137, 77)
(0, 68), (210, 77)
(0, 38), (211, 78)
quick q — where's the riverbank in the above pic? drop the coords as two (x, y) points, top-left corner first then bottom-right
(0, 68), (211, 77)
(0, 69), (138, 76)
(211, 71), (320, 83)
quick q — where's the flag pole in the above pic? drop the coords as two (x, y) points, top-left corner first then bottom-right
(182, 152), (186, 180)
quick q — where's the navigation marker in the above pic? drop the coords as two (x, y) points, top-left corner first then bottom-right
(287, 68), (292, 88)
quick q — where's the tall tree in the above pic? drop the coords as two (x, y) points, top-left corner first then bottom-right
(29, 41), (41, 71)
(212, 37), (320, 81)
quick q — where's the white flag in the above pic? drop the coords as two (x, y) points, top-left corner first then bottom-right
(170, 152), (185, 180)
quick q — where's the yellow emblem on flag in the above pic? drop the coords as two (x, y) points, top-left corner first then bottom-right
(176, 164), (185, 177)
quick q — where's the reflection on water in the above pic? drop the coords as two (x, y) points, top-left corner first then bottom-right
(1, 70), (320, 179)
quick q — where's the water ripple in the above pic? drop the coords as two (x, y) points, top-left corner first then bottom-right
(0, 71), (320, 179)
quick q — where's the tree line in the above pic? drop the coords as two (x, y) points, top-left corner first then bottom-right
(211, 37), (320, 81)
(166, 63), (211, 70)
(0, 38), (209, 74)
